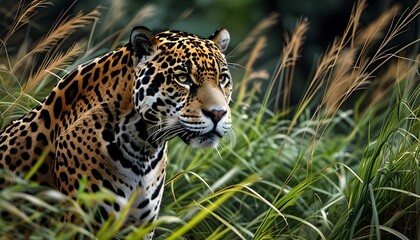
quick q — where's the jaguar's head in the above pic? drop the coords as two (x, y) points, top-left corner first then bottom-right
(130, 26), (232, 148)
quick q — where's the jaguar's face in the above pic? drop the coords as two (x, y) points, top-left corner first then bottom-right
(130, 27), (232, 148)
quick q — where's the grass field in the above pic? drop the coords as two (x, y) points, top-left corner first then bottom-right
(0, 0), (419, 239)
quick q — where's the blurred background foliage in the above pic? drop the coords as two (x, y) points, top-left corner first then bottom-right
(1, 0), (417, 108)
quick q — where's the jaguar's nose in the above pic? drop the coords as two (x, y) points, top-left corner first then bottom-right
(202, 109), (227, 124)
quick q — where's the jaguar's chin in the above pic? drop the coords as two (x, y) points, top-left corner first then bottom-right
(179, 131), (222, 148)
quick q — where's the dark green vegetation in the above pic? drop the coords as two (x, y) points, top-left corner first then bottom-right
(0, 0), (418, 239)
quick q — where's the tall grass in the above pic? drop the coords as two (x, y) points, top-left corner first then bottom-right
(1, 0), (419, 239)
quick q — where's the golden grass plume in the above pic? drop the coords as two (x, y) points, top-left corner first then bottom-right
(11, 8), (101, 75)
(319, 2), (416, 116)
(1, 0), (52, 51)
(234, 12), (278, 57)
(25, 43), (85, 93)
(278, 18), (309, 111)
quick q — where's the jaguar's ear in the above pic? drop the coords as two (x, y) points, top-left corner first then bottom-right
(209, 28), (230, 53)
(130, 26), (158, 58)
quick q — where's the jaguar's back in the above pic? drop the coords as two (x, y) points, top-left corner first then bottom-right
(0, 44), (136, 188)
(0, 26), (232, 238)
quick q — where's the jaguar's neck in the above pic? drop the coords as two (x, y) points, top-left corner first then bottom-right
(113, 109), (165, 164)
(111, 112), (169, 226)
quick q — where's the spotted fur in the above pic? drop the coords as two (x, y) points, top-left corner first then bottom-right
(0, 26), (231, 238)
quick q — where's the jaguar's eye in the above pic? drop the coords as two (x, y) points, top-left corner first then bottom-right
(219, 73), (229, 84)
(175, 74), (189, 83)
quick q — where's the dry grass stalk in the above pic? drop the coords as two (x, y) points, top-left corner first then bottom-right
(278, 18), (308, 111)
(236, 36), (267, 105)
(307, 0), (366, 109)
(298, 38), (343, 113)
(178, 9), (194, 22)
(24, 43), (84, 93)
(355, 5), (401, 50)
(111, 4), (156, 49)
(370, 58), (413, 106)
(293, 0), (417, 151)
(99, 1), (125, 35)
(1, 0), (52, 51)
(324, 48), (357, 114)
(323, 45), (372, 115)
(0, 41), (79, 119)
(246, 71), (270, 104)
(354, 4), (401, 75)
(297, 0), (366, 110)
(11, 8), (100, 75)
(235, 13), (278, 57)
(349, 0), (366, 48)
(366, 3), (419, 75)
(322, 3), (406, 116)
(84, 4), (156, 56)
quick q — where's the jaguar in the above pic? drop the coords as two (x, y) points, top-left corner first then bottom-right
(0, 26), (232, 238)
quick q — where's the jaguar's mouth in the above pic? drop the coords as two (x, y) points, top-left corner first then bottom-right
(178, 130), (223, 148)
